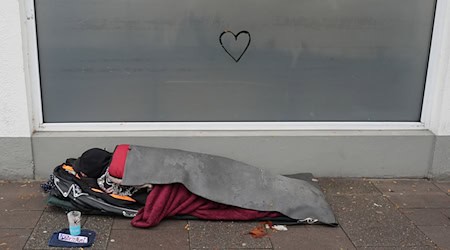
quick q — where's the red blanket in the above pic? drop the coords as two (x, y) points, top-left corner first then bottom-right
(131, 183), (283, 228)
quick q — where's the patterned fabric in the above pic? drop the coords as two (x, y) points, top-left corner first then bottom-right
(41, 175), (56, 192)
(97, 169), (152, 196)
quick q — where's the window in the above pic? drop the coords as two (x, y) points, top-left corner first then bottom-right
(35, 0), (436, 122)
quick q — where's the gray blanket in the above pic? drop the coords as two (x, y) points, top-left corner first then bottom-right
(121, 145), (337, 225)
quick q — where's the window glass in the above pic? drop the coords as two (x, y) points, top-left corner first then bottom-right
(36, 0), (436, 122)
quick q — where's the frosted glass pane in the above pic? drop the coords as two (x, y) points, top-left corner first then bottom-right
(36, 0), (436, 122)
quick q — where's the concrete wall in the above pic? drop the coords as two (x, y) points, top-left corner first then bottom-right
(0, 137), (33, 178)
(32, 130), (434, 179)
(0, 0), (33, 179)
(431, 136), (450, 179)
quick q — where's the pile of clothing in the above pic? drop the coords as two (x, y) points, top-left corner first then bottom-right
(45, 144), (337, 228)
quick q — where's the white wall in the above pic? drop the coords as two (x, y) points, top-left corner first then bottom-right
(0, 0), (32, 137)
(423, 0), (450, 136)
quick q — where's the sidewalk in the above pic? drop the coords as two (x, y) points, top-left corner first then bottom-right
(1, 178), (449, 249)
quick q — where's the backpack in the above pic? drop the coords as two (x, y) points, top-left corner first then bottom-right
(49, 163), (142, 217)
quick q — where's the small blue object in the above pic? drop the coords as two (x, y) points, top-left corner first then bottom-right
(69, 225), (81, 236)
(48, 228), (96, 248)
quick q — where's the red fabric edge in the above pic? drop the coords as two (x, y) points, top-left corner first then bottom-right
(108, 144), (130, 179)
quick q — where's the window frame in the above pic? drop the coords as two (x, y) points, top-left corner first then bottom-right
(24, 0), (446, 132)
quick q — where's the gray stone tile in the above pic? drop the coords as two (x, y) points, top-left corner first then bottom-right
(113, 217), (187, 230)
(434, 182), (450, 195)
(372, 179), (441, 194)
(189, 221), (272, 249)
(83, 215), (113, 249)
(401, 209), (450, 226)
(23, 210), (88, 249)
(0, 182), (47, 211)
(357, 247), (437, 249)
(270, 225), (355, 250)
(418, 226), (450, 249)
(0, 229), (33, 250)
(327, 195), (433, 247)
(108, 227), (189, 250)
(440, 208), (450, 218)
(112, 217), (134, 230)
(0, 210), (42, 229)
(319, 178), (381, 196)
(384, 193), (450, 208)
(44, 205), (66, 213)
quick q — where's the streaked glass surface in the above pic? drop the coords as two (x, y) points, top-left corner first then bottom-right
(36, 0), (436, 122)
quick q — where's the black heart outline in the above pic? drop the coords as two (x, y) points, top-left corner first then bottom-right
(219, 30), (251, 63)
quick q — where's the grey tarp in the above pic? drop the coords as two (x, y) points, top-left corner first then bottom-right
(121, 145), (337, 225)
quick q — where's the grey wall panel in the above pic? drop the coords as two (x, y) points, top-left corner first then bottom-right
(35, 0), (435, 122)
(0, 137), (33, 179)
(32, 131), (434, 179)
(431, 136), (450, 180)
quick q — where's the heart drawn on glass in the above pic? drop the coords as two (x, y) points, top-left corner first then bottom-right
(219, 30), (251, 63)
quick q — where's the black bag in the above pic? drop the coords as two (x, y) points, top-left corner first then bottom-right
(49, 164), (140, 217)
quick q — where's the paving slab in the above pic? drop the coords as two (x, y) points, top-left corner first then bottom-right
(383, 193), (450, 209)
(270, 225), (355, 250)
(357, 246), (437, 249)
(440, 208), (450, 218)
(0, 182), (47, 211)
(0, 210), (42, 229)
(418, 225), (450, 249)
(44, 205), (65, 213)
(434, 181), (450, 195)
(113, 217), (187, 230)
(0, 228), (33, 250)
(371, 179), (441, 194)
(401, 208), (450, 226)
(188, 221), (272, 249)
(83, 215), (114, 249)
(108, 221), (189, 250)
(319, 178), (381, 196)
(23, 210), (87, 249)
(326, 194), (433, 248)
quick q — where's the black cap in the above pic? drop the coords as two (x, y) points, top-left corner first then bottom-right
(73, 148), (112, 178)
